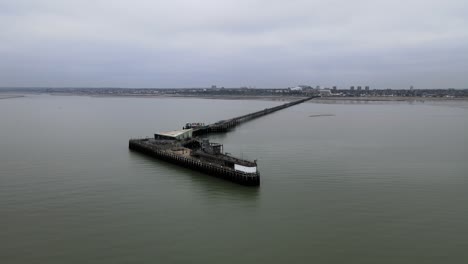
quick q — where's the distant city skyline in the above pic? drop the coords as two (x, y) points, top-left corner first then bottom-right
(1, 0), (467, 89)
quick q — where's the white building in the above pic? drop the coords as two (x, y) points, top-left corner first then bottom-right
(290, 86), (303, 91)
(154, 129), (193, 140)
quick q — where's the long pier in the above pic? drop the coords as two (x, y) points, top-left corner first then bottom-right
(130, 96), (317, 186)
(193, 96), (318, 135)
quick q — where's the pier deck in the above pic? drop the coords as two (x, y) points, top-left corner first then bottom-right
(192, 96), (317, 135)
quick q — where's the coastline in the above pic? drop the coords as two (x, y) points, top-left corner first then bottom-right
(45, 93), (468, 102)
(57, 93), (468, 102)
(310, 96), (468, 102)
(0, 95), (25, 100)
(1, 90), (467, 102)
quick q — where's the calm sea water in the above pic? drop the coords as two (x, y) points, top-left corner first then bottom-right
(1, 95), (467, 263)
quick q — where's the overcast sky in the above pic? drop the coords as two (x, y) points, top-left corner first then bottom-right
(1, 0), (467, 89)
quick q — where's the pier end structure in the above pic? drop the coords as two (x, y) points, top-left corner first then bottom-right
(129, 138), (260, 186)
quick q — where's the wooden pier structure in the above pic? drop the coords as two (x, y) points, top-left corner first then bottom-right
(129, 139), (260, 186)
(129, 96), (316, 186)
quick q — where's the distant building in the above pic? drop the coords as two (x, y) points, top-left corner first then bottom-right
(211, 85), (217, 89)
(350, 86), (355, 91)
(319, 89), (332, 96)
(357, 86), (362, 91)
(365, 86), (370, 91)
(290, 86), (303, 91)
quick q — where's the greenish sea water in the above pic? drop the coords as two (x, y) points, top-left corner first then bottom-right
(1, 95), (467, 263)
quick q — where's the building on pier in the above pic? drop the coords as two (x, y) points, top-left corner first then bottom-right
(154, 129), (193, 140)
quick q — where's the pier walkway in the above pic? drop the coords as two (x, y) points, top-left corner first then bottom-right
(193, 96), (317, 135)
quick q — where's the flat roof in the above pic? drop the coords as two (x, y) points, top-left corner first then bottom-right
(155, 129), (193, 138)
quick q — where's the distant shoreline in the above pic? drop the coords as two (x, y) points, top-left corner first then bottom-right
(46, 93), (309, 102)
(1, 91), (467, 102)
(60, 93), (468, 102)
(0, 95), (25, 100)
(310, 96), (468, 102)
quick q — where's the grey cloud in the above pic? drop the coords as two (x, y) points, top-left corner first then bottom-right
(0, 0), (467, 88)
